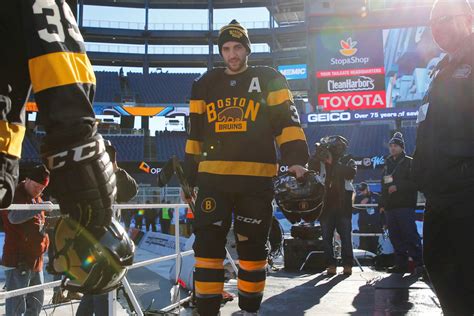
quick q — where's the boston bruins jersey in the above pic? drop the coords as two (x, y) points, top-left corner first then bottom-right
(0, 0), (96, 158)
(184, 66), (309, 192)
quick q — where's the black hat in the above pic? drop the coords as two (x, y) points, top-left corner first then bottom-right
(389, 132), (405, 149)
(357, 182), (369, 192)
(218, 20), (251, 56)
(29, 165), (50, 186)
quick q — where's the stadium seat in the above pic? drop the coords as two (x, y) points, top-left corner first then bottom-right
(127, 73), (199, 104)
(95, 71), (122, 102)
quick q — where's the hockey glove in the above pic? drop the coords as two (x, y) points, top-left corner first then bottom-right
(42, 134), (116, 227)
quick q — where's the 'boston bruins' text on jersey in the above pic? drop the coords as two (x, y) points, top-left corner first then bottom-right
(184, 66), (309, 192)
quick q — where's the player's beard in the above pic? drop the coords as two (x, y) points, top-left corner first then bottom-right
(226, 56), (247, 73)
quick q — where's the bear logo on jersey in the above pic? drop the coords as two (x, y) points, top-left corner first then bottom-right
(217, 107), (244, 122)
(207, 97), (261, 133)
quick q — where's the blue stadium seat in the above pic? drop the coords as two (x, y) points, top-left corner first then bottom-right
(400, 126), (418, 156)
(104, 135), (145, 162)
(21, 136), (40, 163)
(155, 132), (187, 161)
(127, 73), (200, 104)
(95, 71), (121, 102)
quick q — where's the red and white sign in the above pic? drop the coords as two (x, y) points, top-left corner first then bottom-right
(319, 91), (386, 111)
(314, 30), (387, 112)
(317, 67), (385, 78)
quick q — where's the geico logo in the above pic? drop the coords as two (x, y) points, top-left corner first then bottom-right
(330, 56), (370, 66)
(307, 112), (351, 123)
(236, 215), (262, 225)
(328, 76), (375, 93)
(320, 94), (384, 109)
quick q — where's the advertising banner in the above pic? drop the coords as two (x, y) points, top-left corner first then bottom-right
(278, 64), (308, 80)
(303, 107), (419, 124)
(139, 232), (188, 256)
(314, 29), (386, 111)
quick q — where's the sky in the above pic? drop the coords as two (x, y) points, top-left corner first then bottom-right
(83, 5), (270, 73)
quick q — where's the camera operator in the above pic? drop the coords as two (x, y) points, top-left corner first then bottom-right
(308, 136), (356, 275)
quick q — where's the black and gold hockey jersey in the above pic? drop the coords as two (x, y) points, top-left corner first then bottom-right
(0, 0), (96, 158)
(184, 66), (309, 192)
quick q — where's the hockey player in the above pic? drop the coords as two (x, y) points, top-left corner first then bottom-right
(0, 1), (133, 293)
(184, 20), (309, 315)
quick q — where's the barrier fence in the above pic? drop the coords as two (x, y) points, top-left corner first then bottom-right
(0, 203), (193, 316)
(0, 202), (426, 315)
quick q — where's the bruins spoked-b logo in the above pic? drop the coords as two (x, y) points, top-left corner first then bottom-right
(299, 201), (310, 211)
(201, 198), (217, 213)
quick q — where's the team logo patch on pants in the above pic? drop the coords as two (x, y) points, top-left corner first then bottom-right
(201, 198), (217, 213)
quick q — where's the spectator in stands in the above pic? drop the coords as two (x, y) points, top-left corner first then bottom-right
(77, 142), (138, 316)
(145, 200), (158, 232)
(379, 132), (422, 274)
(308, 136), (356, 276)
(1, 165), (51, 316)
(158, 200), (173, 235)
(414, 1), (474, 313)
(354, 183), (383, 254)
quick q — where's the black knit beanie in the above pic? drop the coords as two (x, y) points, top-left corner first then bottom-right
(29, 164), (50, 186)
(389, 132), (405, 149)
(218, 19), (251, 56)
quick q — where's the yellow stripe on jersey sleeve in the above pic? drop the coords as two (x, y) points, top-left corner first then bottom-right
(198, 161), (278, 177)
(0, 120), (26, 158)
(189, 100), (206, 115)
(29, 52), (96, 93)
(267, 88), (293, 106)
(276, 126), (307, 147)
(185, 140), (203, 155)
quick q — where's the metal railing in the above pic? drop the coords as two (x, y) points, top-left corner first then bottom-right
(0, 203), (199, 315)
(368, 0), (440, 11)
(82, 19), (271, 30)
(84, 43), (271, 54)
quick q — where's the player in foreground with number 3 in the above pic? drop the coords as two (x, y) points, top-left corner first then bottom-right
(0, 0), (134, 294)
(183, 20), (309, 315)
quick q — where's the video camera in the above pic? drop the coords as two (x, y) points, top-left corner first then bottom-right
(313, 135), (349, 161)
